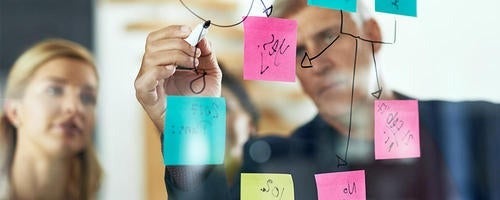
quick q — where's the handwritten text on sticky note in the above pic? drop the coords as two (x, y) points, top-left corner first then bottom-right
(163, 96), (226, 165)
(308, 0), (357, 13)
(315, 170), (366, 200)
(375, 0), (417, 17)
(241, 173), (294, 200)
(374, 100), (420, 160)
(244, 16), (297, 82)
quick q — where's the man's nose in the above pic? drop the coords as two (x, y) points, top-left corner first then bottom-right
(304, 42), (335, 76)
(62, 93), (84, 114)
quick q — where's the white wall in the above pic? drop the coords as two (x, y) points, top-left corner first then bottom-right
(95, 4), (148, 200)
(375, 0), (500, 102)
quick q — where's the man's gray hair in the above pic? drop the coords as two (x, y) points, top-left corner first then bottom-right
(271, 0), (374, 28)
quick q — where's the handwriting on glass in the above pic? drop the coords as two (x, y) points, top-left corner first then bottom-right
(257, 34), (290, 75)
(190, 102), (220, 119)
(260, 179), (285, 200)
(392, 0), (399, 10)
(377, 102), (414, 152)
(343, 181), (357, 196)
(168, 102), (220, 135)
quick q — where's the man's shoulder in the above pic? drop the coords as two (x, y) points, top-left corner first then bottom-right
(290, 115), (326, 139)
(242, 134), (315, 170)
(395, 91), (500, 120)
(418, 99), (500, 118)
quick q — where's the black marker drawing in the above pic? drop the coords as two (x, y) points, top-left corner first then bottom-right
(259, 52), (270, 74)
(178, 0), (273, 93)
(300, 35), (340, 68)
(260, 179), (285, 200)
(300, 10), (399, 167)
(378, 102), (415, 152)
(392, 0), (400, 10)
(371, 42), (383, 99)
(257, 34), (290, 75)
(301, 11), (397, 68)
(176, 25), (209, 94)
(260, 0), (273, 17)
(179, 0), (258, 28)
(343, 181), (357, 195)
(336, 38), (358, 168)
(339, 11), (398, 44)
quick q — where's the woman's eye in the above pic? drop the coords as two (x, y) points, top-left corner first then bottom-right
(81, 93), (96, 106)
(47, 85), (63, 96)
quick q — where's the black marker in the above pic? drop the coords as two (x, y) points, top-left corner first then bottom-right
(177, 20), (211, 71)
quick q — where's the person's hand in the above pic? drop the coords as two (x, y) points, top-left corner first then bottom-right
(135, 25), (222, 133)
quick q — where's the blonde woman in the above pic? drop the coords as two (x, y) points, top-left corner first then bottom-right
(0, 39), (102, 199)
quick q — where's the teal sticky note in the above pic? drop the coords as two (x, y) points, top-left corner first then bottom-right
(375, 0), (417, 17)
(163, 96), (226, 165)
(308, 0), (357, 13)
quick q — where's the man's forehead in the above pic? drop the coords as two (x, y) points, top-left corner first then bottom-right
(291, 7), (343, 38)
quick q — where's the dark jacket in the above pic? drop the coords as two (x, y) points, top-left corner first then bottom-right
(166, 96), (500, 200)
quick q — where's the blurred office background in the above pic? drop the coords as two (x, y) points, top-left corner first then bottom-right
(1, 0), (499, 199)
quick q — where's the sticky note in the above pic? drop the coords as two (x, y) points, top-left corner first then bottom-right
(374, 100), (420, 160)
(308, 0), (357, 13)
(241, 173), (295, 200)
(163, 96), (226, 165)
(375, 0), (417, 17)
(243, 16), (297, 82)
(315, 170), (366, 200)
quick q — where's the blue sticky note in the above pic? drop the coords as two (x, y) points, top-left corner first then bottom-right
(163, 96), (226, 165)
(375, 0), (417, 17)
(308, 0), (357, 13)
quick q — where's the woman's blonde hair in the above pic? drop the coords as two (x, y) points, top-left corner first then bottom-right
(0, 39), (102, 199)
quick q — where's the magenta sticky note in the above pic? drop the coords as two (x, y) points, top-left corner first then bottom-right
(243, 16), (297, 82)
(374, 100), (420, 160)
(315, 170), (366, 200)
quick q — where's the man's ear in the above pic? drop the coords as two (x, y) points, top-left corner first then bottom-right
(4, 100), (22, 128)
(363, 18), (382, 53)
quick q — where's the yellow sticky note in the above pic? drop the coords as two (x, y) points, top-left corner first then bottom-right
(241, 173), (294, 200)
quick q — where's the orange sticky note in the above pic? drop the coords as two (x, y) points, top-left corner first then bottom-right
(374, 100), (420, 160)
(243, 16), (297, 82)
(315, 170), (366, 200)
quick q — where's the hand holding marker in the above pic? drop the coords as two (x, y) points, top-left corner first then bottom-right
(177, 20), (211, 70)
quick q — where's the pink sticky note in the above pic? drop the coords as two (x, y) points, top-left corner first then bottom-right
(315, 170), (366, 200)
(243, 16), (297, 82)
(374, 100), (420, 160)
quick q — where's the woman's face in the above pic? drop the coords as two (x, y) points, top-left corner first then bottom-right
(14, 57), (98, 157)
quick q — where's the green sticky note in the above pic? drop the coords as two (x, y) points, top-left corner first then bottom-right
(241, 173), (295, 200)
(163, 96), (226, 165)
(375, 0), (417, 17)
(308, 0), (357, 13)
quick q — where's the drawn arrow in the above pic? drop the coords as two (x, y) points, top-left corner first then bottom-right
(260, 66), (270, 74)
(371, 89), (383, 99)
(336, 39), (359, 168)
(260, 0), (273, 17)
(300, 35), (340, 68)
(339, 11), (398, 45)
(371, 42), (383, 99)
(260, 52), (270, 74)
(336, 155), (348, 167)
(263, 5), (273, 17)
(300, 52), (313, 68)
